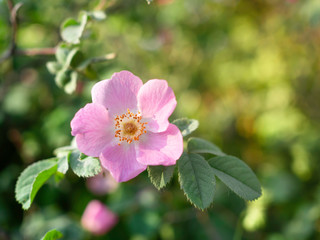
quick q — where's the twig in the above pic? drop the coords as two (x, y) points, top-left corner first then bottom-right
(95, 0), (107, 10)
(0, 1), (55, 64)
(0, 0), (22, 63)
(15, 48), (56, 56)
(89, 53), (116, 63)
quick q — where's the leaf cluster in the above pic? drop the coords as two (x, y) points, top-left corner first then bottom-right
(46, 11), (113, 94)
(15, 118), (261, 211)
(15, 144), (101, 210)
(147, 118), (262, 210)
(40, 229), (63, 240)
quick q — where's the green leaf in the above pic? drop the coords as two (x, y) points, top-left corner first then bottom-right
(15, 159), (58, 210)
(65, 48), (84, 68)
(188, 137), (226, 156)
(55, 69), (71, 87)
(78, 53), (116, 70)
(82, 65), (99, 80)
(69, 151), (101, 177)
(55, 69), (78, 94)
(54, 171), (65, 183)
(64, 71), (78, 94)
(172, 118), (199, 137)
(208, 156), (261, 201)
(46, 61), (62, 74)
(55, 43), (71, 64)
(76, 53), (115, 81)
(57, 156), (69, 174)
(178, 153), (216, 210)
(147, 165), (175, 190)
(54, 145), (77, 157)
(61, 15), (87, 44)
(62, 18), (78, 28)
(40, 229), (63, 240)
(85, 11), (107, 21)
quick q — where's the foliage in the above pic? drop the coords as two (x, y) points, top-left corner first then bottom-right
(69, 151), (102, 178)
(15, 160), (58, 210)
(172, 118), (199, 137)
(187, 137), (226, 156)
(15, 117), (260, 211)
(2, 0), (320, 239)
(46, 11), (111, 94)
(208, 156), (261, 201)
(40, 229), (63, 240)
(147, 165), (175, 190)
(178, 153), (216, 210)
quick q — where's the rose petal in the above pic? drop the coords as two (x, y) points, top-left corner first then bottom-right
(138, 79), (177, 132)
(92, 71), (143, 115)
(71, 103), (114, 157)
(136, 124), (183, 166)
(100, 143), (147, 182)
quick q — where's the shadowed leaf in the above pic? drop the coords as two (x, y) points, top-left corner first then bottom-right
(188, 137), (226, 156)
(61, 15), (87, 44)
(69, 151), (101, 177)
(57, 156), (69, 174)
(172, 118), (199, 137)
(40, 229), (63, 240)
(148, 165), (175, 190)
(208, 156), (261, 201)
(15, 159), (58, 210)
(178, 153), (215, 210)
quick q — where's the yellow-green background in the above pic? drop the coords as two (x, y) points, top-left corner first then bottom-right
(1, 0), (320, 239)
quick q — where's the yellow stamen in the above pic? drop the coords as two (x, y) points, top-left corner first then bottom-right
(114, 109), (148, 145)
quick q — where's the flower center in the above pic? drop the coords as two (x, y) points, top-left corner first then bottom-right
(114, 109), (147, 145)
(123, 122), (138, 135)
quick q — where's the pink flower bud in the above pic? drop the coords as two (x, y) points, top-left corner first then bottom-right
(81, 200), (118, 235)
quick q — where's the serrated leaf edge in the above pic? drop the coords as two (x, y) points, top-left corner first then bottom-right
(211, 166), (262, 201)
(177, 171), (215, 211)
(178, 153), (216, 210)
(208, 156), (262, 201)
(69, 151), (101, 178)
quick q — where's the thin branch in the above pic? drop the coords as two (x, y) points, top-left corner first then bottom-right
(8, 1), (23, 51)
(95, 0), (107, 10)
(15, 48), (56, 56)
(0, 1), (55, 64)
(0, 0), (22, 63)
(89, 53), (116, 63)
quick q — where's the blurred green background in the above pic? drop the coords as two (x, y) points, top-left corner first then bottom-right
(1, 0), (320, 239)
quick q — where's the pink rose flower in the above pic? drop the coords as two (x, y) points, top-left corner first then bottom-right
(71, 71), (183, 182)
(81, 200), (118, 235)
(86, 169), (119, 195)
